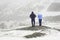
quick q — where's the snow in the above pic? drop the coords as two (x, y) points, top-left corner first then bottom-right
(0, 27), (60, 40)
(44, 22), (60, 29)
(0, 21), (60, 40)
(0, 0), (60, 40)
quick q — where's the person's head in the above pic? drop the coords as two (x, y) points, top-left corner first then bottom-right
(38, 12), (42, 15)
(39, 13), (42, 15)
(31, 11), (34, 14)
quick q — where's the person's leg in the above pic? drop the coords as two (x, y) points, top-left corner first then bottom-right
(39, 19), (42, 26)
(41, 19), (42, 26)
(33, 19), (35, 27)
(39, 19), (40, 26)
(31, 19), (34, 27)
(40, 19), (42, 26)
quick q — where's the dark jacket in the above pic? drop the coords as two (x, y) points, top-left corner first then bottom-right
(30, 12), (36, 19)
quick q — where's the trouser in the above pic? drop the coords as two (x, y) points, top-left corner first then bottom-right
(31, 19), (35, 27)
(39, 19), (42, 26)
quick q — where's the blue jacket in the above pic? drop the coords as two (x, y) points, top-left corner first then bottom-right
(38, 13), (42, 19)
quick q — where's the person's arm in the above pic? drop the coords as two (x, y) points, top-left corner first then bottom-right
(34, 14), (36, 18)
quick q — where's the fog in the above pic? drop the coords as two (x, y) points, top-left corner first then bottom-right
(0, 0), (60, 28)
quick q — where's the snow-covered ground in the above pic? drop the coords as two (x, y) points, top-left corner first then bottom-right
(0, 26), (60, 40)
(0, 21), (60, 40)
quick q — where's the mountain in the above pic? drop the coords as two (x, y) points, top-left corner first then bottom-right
(43, 15), (60, 22)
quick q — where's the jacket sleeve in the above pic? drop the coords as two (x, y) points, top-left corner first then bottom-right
(35, 15), (36, 17)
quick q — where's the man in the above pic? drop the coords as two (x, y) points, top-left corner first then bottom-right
(30, 11), (36, 27)
(38, 13), (42, 26)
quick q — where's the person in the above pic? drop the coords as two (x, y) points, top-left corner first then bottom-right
(30, 11), (36, 27)
(38, 13), (42, 26)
